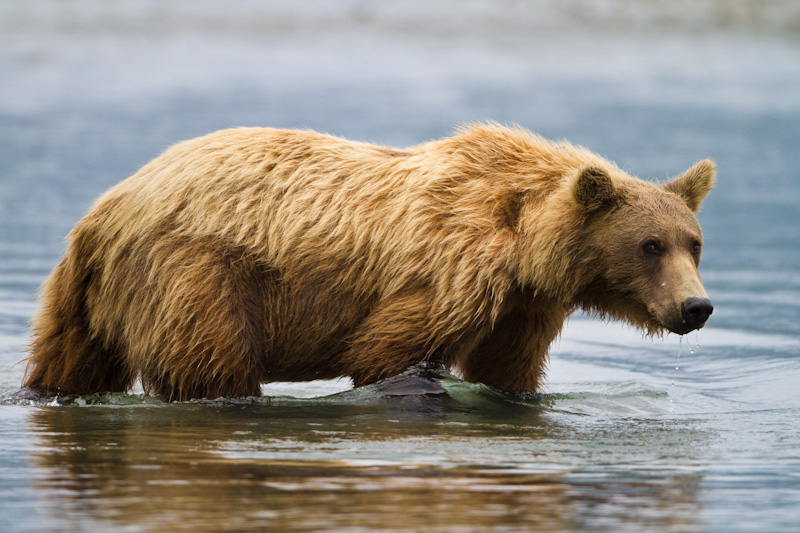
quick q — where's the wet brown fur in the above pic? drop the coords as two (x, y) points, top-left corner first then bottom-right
(23, 124), (715, 400)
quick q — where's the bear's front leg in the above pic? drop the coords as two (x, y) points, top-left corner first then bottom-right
(342, 287), (449, 388)
(456, 301), (567, 392)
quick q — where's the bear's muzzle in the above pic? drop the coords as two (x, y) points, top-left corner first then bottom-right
(680, 297), (714, 332)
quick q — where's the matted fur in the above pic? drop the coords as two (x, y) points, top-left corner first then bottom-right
(23, 124), (715, 400)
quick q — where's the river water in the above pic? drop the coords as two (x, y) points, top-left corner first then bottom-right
(2, 1), (800, 531)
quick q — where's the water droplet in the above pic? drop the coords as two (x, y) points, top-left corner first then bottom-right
(668, 336), (684, 413)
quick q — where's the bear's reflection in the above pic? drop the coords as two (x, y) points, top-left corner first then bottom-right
(27, 401), (703, 531)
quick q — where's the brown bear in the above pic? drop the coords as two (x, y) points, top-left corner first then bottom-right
(23, 124), (715, 401)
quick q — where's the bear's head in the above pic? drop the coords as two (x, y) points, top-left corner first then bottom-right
(572, 159), (716, 336)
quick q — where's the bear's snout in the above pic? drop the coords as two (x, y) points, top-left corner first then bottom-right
(681, 297), (713, 331)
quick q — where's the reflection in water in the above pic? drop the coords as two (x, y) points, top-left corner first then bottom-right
(27, 391), (704, 531)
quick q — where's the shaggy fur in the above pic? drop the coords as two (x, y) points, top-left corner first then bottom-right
(23, 124), (715, 400)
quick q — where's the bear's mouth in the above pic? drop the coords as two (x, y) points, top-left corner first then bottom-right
(666, 319), (708, 336)
(664, 321), (699, 336)
(610, 299), (668, 337)
(647, 306), (706, 336)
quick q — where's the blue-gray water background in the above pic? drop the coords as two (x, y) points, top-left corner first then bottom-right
(2, 1), (800, 531)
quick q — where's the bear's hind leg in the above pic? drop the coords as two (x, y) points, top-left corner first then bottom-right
(137, 238), (267, 401)
(24, 254), (135, 396)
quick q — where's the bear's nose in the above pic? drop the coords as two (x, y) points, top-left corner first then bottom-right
(681, 297), (714, 330)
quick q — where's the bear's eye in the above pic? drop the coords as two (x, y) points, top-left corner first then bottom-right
(642, 240), (661, 254)
(691, 241), (702, 255)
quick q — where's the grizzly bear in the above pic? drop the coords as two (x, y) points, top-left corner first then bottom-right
(23, 124), (715, 401)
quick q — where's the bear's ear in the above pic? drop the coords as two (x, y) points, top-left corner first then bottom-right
(573, 166), (618, 212)
(663, 159), (716, 213)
